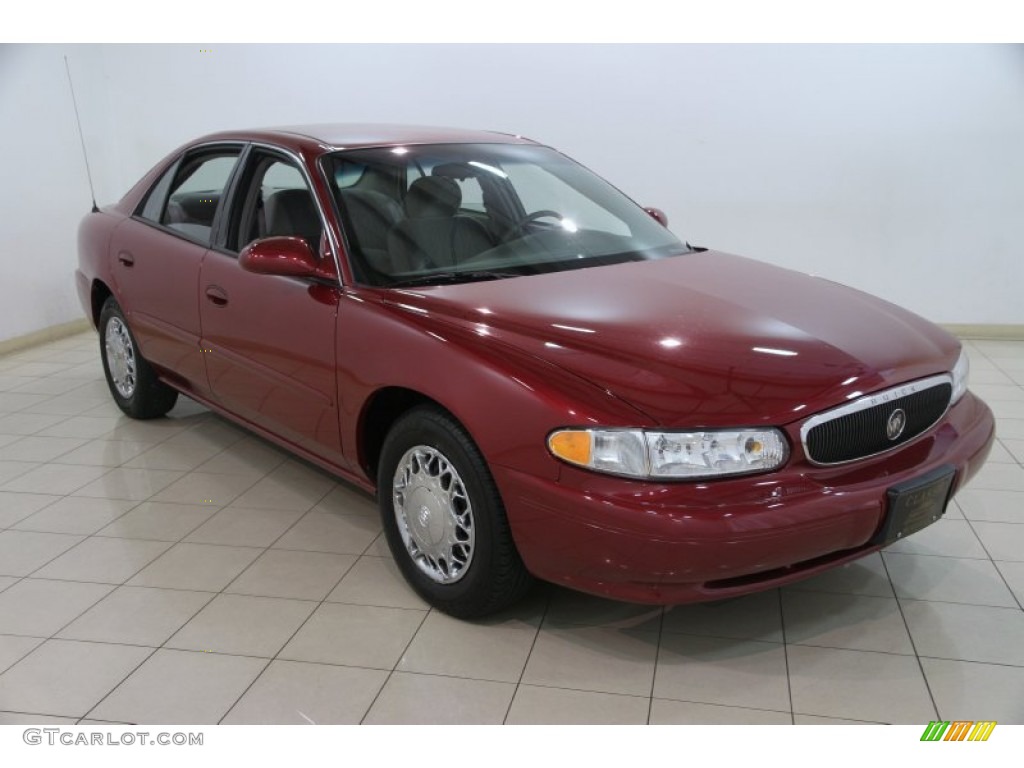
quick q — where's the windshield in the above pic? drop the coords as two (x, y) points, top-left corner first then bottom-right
(323, 143), (689, 287)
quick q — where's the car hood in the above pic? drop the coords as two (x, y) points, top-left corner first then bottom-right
(383, 251), (959, 427)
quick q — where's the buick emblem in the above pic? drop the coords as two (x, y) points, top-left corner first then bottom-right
(886, 408), (907, 441)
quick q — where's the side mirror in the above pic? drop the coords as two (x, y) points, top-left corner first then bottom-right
(644, 207), (669, 227)
(239, 236), (318, 278)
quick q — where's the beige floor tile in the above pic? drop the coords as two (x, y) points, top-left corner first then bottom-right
(311, 483), (377, 517)
(883, 552), (1018, 607)
(984, 440), (1017, 463)
(128, 542), (262, 591)
(123, 440), (224, 472)
(226, 549), (356, 601)
(0, 436), (87, 463)
(398, 607), (539, 682)
(0, 579), (113, 636)
(34, 537), (172, 584)
(149, 472), (256, 506)
(781, 592), (915, 654)
(58, 586), (215, 646)
(955, 489), (1024, 524)
(0, 460), (38, 485)
(87, 648), (267, 724)
(72, 467), (185, 501)
(0, 491), (61, 528)
(0, 576), (15, 593)
(0, 412), (66, 435)
(364, 531), (393, 558)
(0, 639), (151, 718)
(654, 634), (789, 711)
(1, 464), (111, 495)
(279, 603), (425, 669)
(0, 392), (51, 412)
(0, 434), (20, 448)
(971, 521), (1024, 562)
(326, 556), (429, 610)
(193, 437), (286, 477)
(183, 505), (304, 548)
(921, 657), (1024, 722)
(221, 660), (387, 724)
(229, 464), (334, 512)
(544, 589), (663, 631)
(0, 635), (44, 673)
(0, 712), (77, 724)
(788, 645), (935, 723)
(883, 519), (988, 559)
(53, 439), (151, 467)
(35, 415), (120, 440)
(363, 671), (514, 724)
(968, 463), (1024, 492)
(995, 561), (1024, 604)
(13, 497), (137, 536)
(522, 625), (658, 696)
(650, 698), (791, 725)
(1002, 438), (1024, 463)
(794, 714), (882, 724)
(784, 552), (895, 597)
(22, 395), (107, 417)
(95, 501), (218, 542)
(103, 419), (196, 443)
(508, 685), (650, 724)
(166, 594), (317, 658)
(0, 530), (85, 576)
(662, 591), (782, 641)
(901, 600), (1024, 665)
(273, 512), (381, 555)
(995, 421), (1024, 438)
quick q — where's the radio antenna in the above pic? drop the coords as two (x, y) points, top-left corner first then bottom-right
(64, 55), (99, 213)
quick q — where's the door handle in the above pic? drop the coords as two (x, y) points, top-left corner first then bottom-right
(117, 251), (135, 267)
(205, 285), (229, 307)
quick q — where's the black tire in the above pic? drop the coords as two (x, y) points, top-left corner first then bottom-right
(99, 297), (178, 419)
(377, 405), (533, 618)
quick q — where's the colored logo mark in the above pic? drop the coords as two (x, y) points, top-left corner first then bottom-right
(920, 721), (997, 742)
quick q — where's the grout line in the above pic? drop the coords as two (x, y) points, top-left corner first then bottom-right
(501, 586), (552, 725)
(777, 589), (796, 725)
(879, 555), (941, 721)
(644, 603), (666, 725)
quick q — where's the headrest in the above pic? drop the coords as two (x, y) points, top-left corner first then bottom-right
(406, 176), (461, 219)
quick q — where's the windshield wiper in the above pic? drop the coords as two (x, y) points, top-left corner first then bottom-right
(388, 271), (521, 288)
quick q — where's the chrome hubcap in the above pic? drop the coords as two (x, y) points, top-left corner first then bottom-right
(104, 317), (136, 398)
(392, 445), (475, 584)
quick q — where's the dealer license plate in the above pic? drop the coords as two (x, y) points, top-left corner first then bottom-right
(871, 465), (956, 547)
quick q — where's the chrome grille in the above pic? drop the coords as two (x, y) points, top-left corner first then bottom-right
(800, 375), (953, 466)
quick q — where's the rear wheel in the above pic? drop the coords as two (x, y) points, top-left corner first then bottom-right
(378, 405), (533, 618)
(99, 298), (178, 419)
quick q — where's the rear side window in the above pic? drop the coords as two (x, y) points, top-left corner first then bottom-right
(143, 148), (241, 244)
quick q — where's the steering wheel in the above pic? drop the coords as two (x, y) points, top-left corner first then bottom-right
(509, 209), (563, 237)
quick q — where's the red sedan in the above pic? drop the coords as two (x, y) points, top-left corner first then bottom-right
(75, 124), (995, 617)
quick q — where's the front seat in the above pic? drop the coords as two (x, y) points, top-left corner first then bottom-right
(264, 188), (323, 250)
(387, 176), (494, 272)
(337, 189), (404, 274)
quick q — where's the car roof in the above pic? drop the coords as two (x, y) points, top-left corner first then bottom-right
(194, 123), (541, 153)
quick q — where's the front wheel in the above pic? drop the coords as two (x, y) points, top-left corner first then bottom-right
(378, 406), (533, 618)
(99, 298), (178, 419)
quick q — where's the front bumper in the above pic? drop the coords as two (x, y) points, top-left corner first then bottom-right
(495, 392), (995, 604)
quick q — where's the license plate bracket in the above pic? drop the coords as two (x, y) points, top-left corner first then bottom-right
(871, 465), (956, 548)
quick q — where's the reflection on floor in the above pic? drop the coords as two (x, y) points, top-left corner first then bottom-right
(0, 332), (1022, 724)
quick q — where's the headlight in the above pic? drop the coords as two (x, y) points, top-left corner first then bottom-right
(548, 427), (789, 480)
(950, 348), (970, 404)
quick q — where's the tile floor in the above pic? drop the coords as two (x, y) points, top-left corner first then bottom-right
(0, 332), (1022, 725)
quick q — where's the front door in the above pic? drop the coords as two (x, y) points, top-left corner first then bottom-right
(198, 148), (342, 459)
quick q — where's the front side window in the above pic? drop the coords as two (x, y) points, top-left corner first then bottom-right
(323, 143), (687, 287)
(154, 149), (241, 244)
(225, 151), (323, 254)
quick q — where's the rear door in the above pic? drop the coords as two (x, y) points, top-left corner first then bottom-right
(198, 146), (344, 459)
(109, 145), (243, 395)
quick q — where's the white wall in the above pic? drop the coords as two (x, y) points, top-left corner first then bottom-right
(2, 44), (1022, 343)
